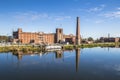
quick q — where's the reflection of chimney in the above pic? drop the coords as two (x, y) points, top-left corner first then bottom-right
(76, 48), (80, 72)
(108, 47), (109, 52)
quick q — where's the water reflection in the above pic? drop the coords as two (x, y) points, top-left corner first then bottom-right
(11, 49), (81, 72)
(12, 51), (45, 60)
(115, 43), (119, 48)
(76, 48), (80, 72)
(13, 52), (23, 60)
(1, 48), (120, 80)
(55, 51), (63, 59)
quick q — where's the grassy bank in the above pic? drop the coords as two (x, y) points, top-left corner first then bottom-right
(0, 42), (119, 53)
(63, 42), (119, 50)
(0, 46), (43, 53)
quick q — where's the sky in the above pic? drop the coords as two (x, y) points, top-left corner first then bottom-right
(0, 0), (120, 39)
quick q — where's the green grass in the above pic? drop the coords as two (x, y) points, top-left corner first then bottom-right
(0, 46), (42, 53)
(63, 42), (119, 50)
(0, 42), (119, 53)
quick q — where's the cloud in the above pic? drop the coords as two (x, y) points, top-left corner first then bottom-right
(14, 12), (49, 22)
(117, 8), (120, 10)
(88, 4), (106, 12)
(95, 20), (104, 24)
(100, 4), (106, 8)
(98, 7), (120, 19)
(72, 4), (106, 13)
(13, 11), (72, 22)
(54, 16), (71, 21)
(104, 11), (120, 18)
(88, 7), (102, 12)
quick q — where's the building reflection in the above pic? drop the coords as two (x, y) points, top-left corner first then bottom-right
(13, 51), (64, 60)
(13, 51), (46, 60)
(12, 49), (81, 72)
(76, 48), (80, 72)
(115, 43), (119, 48)
(55, 50), (63, 59)
(13, 52), (23, 60)
(17, 54), (22, 60)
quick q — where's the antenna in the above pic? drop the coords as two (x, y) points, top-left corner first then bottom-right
(108, 33), (110, 38)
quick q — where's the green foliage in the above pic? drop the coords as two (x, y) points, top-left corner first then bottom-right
(88, 37), (94, 41)
(0, 43), (119, 53)
(0, 46), (41, 53)
(0, 36), (9, 42)
(62, 45), (74, 50)
(63, 43), (118, 49)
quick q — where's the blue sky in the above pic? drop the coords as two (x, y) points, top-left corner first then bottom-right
(0, 0), (120, 39)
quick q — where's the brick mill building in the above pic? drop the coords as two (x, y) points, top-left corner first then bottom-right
(13, 17), (81, 45)
(13, 28), (76, 44)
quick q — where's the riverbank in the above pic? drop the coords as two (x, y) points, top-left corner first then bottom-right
(0, 45), (43, 53)
(62, 42), (119, 50)
(0, 42), (119, 53)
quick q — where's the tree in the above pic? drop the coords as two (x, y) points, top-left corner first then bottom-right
(94, 38), (101, 43)
(81, 38), (87, 43)
(88, 37), (93, 41)
(0, 36), (9, 42)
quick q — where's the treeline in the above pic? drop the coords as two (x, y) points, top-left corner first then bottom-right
(0, 36), (9, 42)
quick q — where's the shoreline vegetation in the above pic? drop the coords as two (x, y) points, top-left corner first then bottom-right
(0, 42), (119, 53)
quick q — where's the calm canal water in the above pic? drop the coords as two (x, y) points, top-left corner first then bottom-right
(0, 47), (120, 80)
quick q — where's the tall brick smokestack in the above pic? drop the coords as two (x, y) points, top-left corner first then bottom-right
(76, 17), (81, 45)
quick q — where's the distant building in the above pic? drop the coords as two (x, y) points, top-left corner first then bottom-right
(100, 37), (120, 42)
(86, 41), (94, 44)
(115, 37), (120, 43)
(64, 34), (76, 44)
(12, 28), (75, 44)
